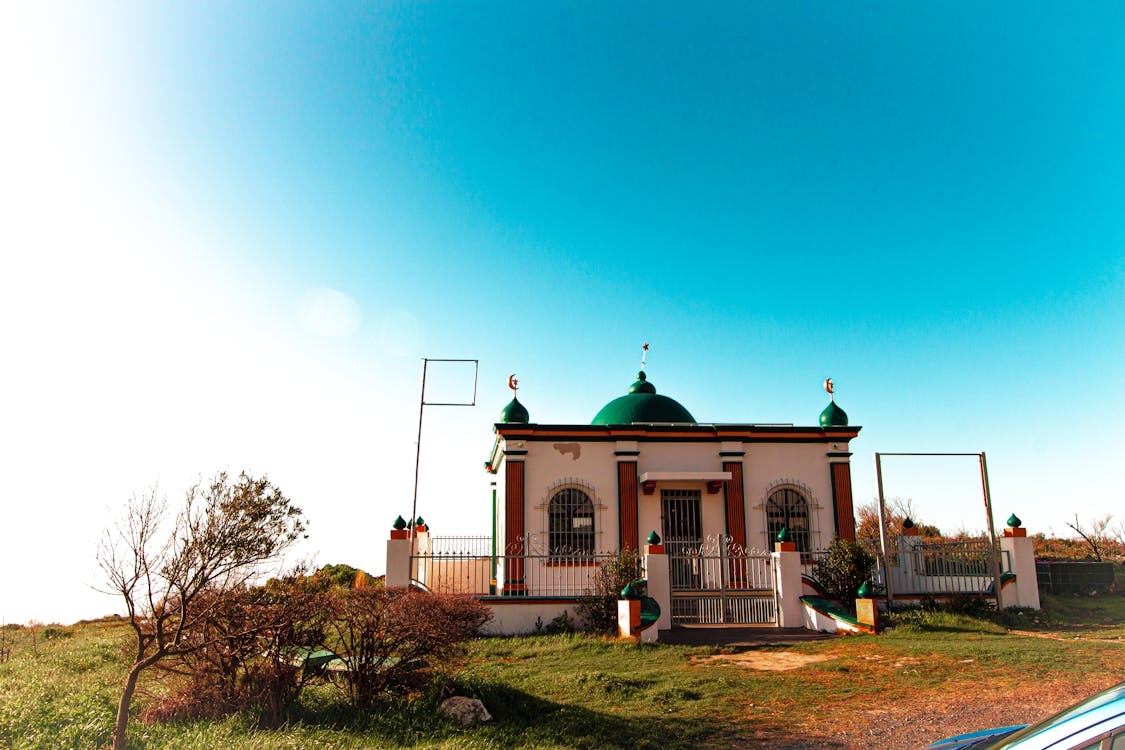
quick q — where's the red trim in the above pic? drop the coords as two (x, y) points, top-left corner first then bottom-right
(723, 462), (747, 549)
(390, 529), (409, 540)
(618, 462), (638, 550)
(831, 463), (856, 541)
(483, 597), (584, 605)
(505, 461), (524, 585)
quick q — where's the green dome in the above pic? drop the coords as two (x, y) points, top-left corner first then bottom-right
(819, 400), (848, 428)
(500, 396), (530, 423)
(592, 372), (695, 425)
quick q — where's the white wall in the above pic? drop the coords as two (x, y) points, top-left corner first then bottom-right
(500, 435), (844, 556)
(517, 439), (620, 554)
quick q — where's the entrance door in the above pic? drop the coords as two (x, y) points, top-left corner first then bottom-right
(661, 489), (702, 589)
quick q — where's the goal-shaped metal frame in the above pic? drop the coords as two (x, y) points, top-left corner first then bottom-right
(873, 451), (1003, 610)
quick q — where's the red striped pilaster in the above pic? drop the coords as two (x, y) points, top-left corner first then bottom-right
(831, 462), (857, 541)
(505, 460), (525, 588)
(723, 462), (747, 549)
(617, 462), (638, 550)
(723, 462), (748, 585)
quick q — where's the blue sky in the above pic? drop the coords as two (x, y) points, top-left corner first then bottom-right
(1, 3), (1122, 624)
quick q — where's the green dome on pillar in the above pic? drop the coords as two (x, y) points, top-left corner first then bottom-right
(592, 371), (696, 425)
(819, 400), (849, 428)
(500, 396), (530, 423)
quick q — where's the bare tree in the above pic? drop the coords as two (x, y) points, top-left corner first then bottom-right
(98, 471), (305, 750)
(1066, 513), (1113, 562)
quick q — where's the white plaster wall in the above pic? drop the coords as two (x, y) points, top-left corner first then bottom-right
(638, 442), (727, 544)
(743, 442), (838, 551)
(481, 602), (581, 635)
(499, 435), (845, 558)
(518, 439), (619, 554)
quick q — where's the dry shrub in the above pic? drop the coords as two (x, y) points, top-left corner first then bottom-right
(329, 589), (490, 708)
(139, 674), (236, 724)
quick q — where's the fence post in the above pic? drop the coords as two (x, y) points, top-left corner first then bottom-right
(772, 544), (803, 628)
(1000, 518), (1040, 610)
(644, 542), (672, 632)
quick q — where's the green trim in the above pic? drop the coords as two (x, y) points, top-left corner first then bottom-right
(800, 595), (872, 632)
(483, 435), (502, 474)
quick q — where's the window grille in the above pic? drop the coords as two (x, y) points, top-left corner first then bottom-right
(766, 487), (811, 554)
(548, 488), (595, 555)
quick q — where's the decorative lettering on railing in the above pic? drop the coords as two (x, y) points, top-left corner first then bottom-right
(504, 533), (616, 557)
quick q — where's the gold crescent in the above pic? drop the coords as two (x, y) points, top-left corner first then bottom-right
(508, 374), (518, 391)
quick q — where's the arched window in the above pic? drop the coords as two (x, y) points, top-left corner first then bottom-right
(548, 488), (595, 556)
(766, 487), (811, 554)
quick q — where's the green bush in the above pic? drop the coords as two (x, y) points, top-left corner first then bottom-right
(814, 537), (875, 612)
(577, 550), (643, 634)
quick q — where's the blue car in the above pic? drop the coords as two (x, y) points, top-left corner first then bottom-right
(926, 682), (1125, 749)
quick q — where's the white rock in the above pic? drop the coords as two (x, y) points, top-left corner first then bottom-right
(439, 696), (492, 727)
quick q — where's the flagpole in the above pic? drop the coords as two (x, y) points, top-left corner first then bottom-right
(410, 358), (429, 553)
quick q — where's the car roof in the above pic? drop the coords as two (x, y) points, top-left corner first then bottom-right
(991, 683), (1125, 750)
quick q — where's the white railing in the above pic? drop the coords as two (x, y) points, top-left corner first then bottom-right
(809, 537), (1013, 598)
(411, 550), (616, 598)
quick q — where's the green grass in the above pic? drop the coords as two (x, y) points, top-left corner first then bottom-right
(1, 595), (1124, 749)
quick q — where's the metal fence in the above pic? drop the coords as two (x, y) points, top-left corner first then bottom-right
(808, 537), (1013, 598)
(425, 535), (493, 555)
(411, 549), (614, 598)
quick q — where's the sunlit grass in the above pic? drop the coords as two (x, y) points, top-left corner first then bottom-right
(1, 594), (1123, 749)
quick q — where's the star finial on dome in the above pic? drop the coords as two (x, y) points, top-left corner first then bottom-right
(641, 341), (649, 371)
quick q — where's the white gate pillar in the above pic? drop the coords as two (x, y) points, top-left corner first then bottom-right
(772, 544), (804, 628)
(1000, 517), (1040, 610)
(386, 523), (412, 588)
(644, 541), (672, 632)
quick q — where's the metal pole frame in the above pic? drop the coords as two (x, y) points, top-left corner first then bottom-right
(410, 358), (479, 555)
(872, 451), (1004, 611)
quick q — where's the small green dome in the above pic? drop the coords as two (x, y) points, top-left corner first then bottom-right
(1007, 514), (1022, 528)
(629, 371), (657, 394)
(819, 400), (849, 428)
(500, 396), (530, 423)
(592, 371), (695, 425)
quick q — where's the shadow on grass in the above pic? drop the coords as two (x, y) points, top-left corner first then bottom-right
(291, 681), (849, 749)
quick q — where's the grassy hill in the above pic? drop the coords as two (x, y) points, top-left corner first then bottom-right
(1, 594), (1123, 749)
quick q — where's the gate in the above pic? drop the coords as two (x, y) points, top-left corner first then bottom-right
(661, 489), (776, 625)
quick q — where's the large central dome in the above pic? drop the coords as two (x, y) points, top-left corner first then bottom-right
(591, 371), (696, 425)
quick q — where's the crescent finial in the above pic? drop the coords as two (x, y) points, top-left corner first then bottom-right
(507, 374), (518, 392)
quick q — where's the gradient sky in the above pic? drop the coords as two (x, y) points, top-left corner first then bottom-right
(2, 3), (1122, 624)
